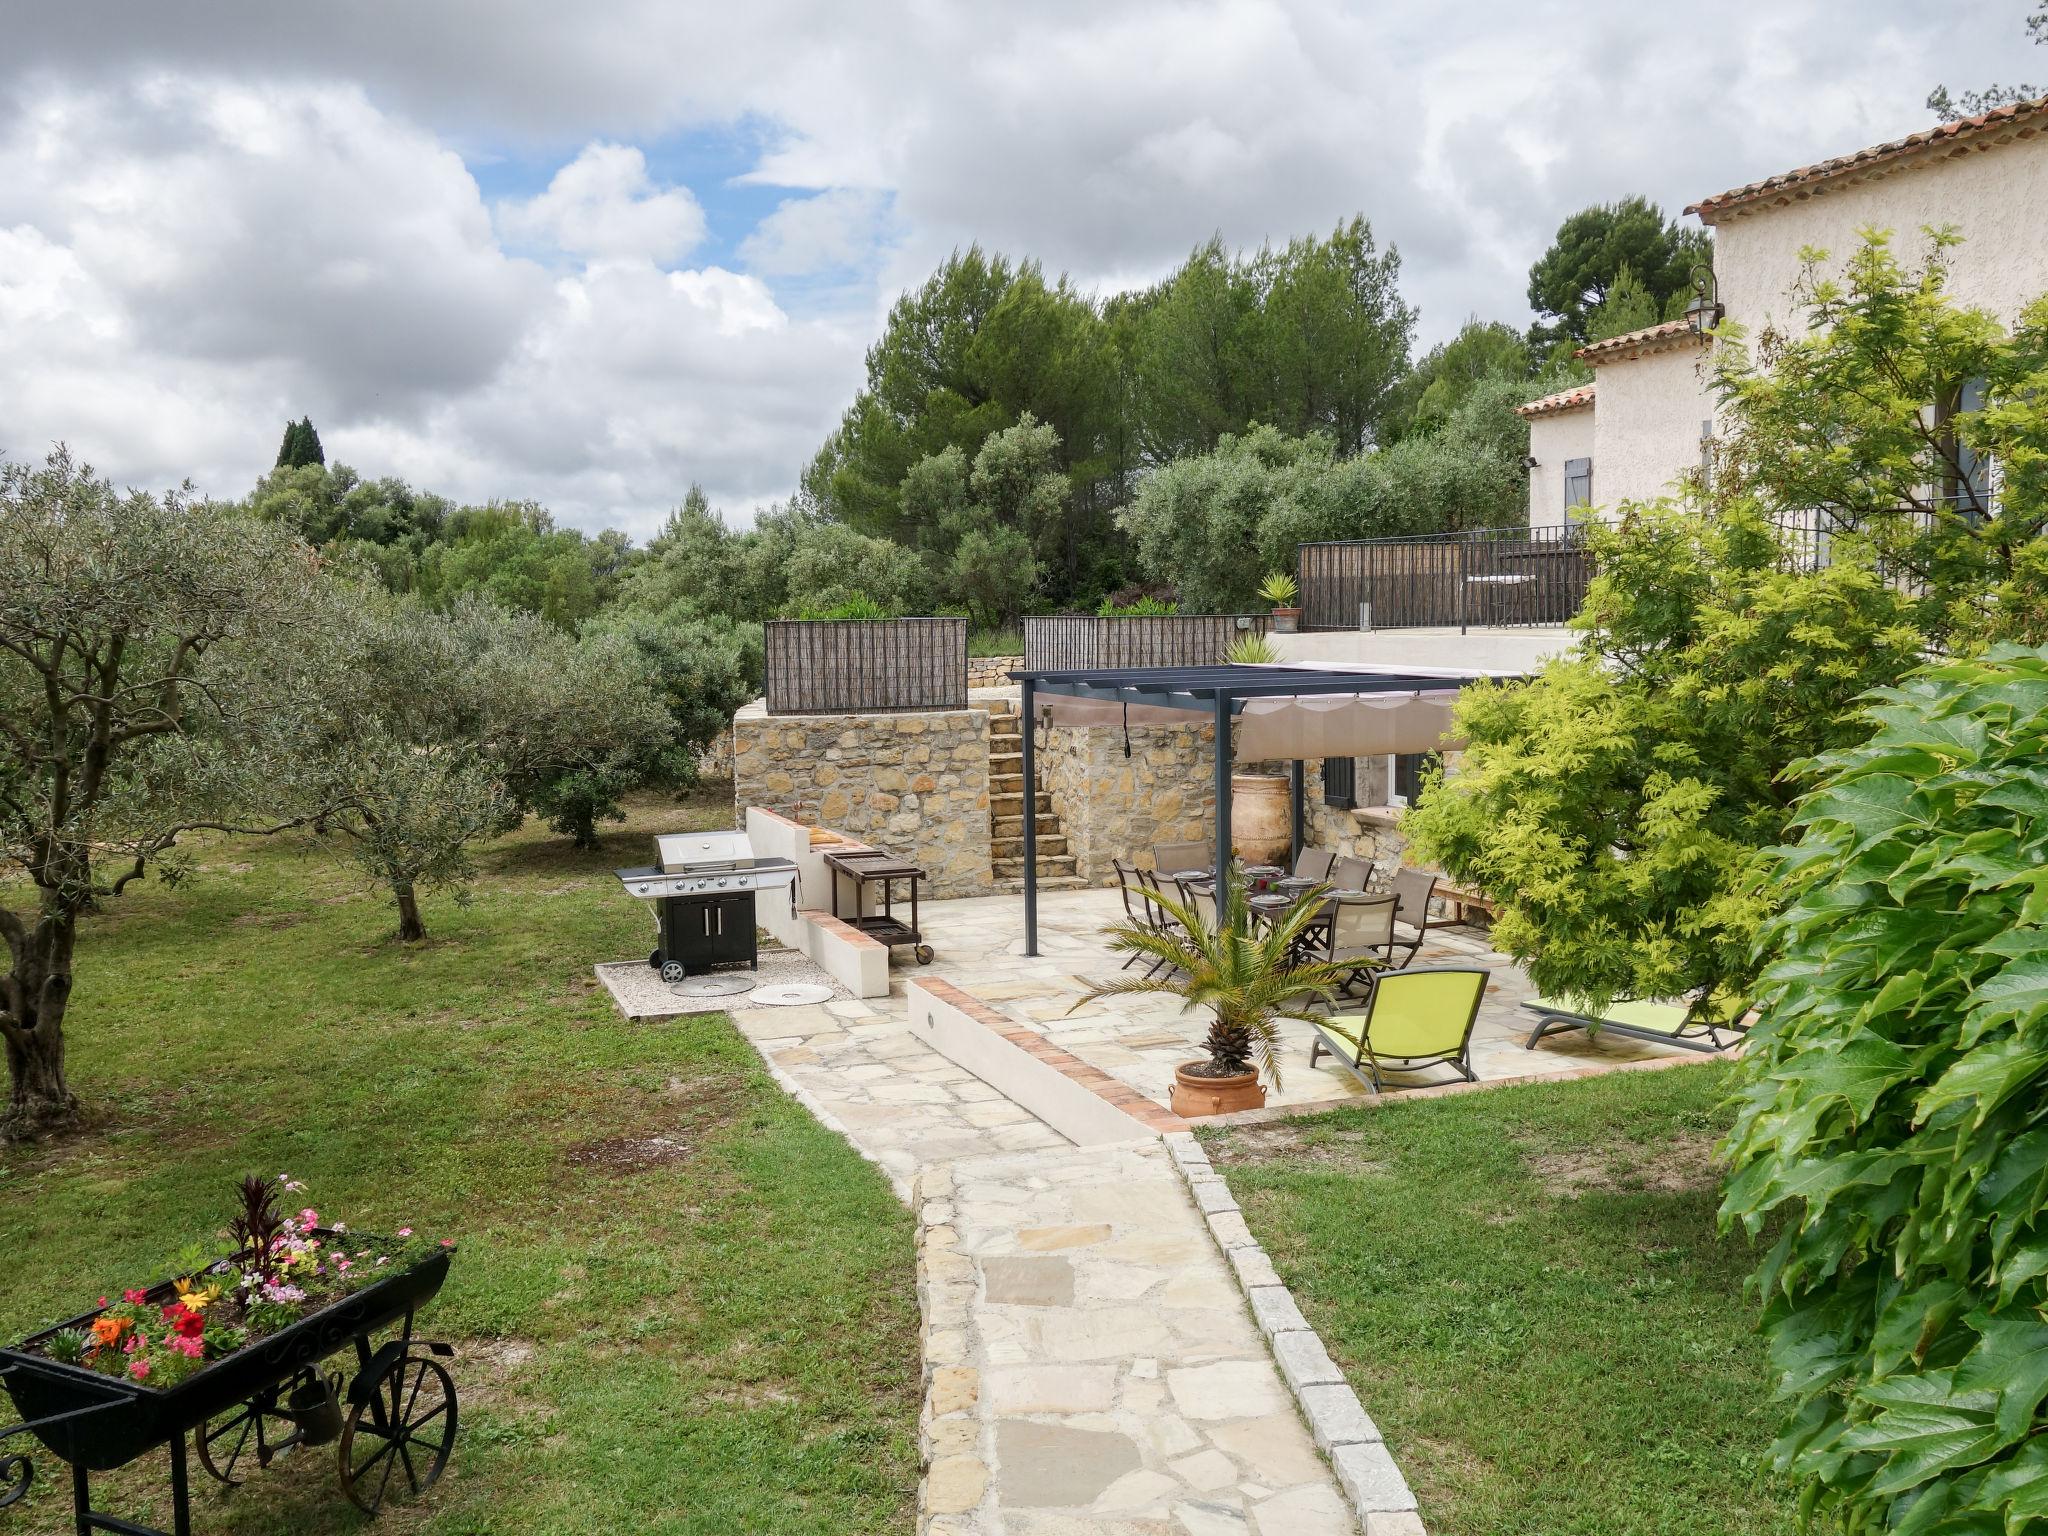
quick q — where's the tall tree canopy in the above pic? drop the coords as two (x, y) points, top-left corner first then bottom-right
(1526, 196), (1710, 349)
(1926, 3), (2044, 119)
(273, 415), (326, 470)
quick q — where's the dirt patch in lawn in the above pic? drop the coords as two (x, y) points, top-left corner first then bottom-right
(1523, 1129), (1722, 1195)
(562, 1079), (752, 1176)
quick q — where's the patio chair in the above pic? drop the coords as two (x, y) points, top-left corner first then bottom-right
(1313, 892), (1400, 996)
(1520, 990), (1750, 1055)
(1173, 875), (1220, 935)
(1331, 854), (1374, 892)
(1387, 868), (1438, 966)
(1309, 967), (1491, 1093)
(1291, 848), (1335, 882)
(1113, 859), (1175, 976)
(1154, 840), (1213, 877)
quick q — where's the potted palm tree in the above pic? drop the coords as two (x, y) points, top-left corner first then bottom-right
(1259, 572), (1302, 634)
(1075, 872), (1350, 1116)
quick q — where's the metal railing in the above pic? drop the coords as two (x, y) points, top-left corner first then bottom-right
(1298, 525), (1591, 632)
(1022, 613), (1268, 671)
(762, 617), (967, 715)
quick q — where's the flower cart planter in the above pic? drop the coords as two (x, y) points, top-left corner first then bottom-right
(0, 1239), (456, 1535)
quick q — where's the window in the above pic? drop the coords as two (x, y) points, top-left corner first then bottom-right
(1322, 757), (1357, 810)
(1956, 376), (1991, 522)
(1563, 457), (1593, 512)
(1387, 752), (1441, 808)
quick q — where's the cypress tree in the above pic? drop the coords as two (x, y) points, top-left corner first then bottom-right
(274, 417), (327, 470)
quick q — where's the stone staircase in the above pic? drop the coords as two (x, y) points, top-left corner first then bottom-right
(984, 701), (1086, 891)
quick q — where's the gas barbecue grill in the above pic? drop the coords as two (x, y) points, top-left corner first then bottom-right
(615, 830), (801, 980)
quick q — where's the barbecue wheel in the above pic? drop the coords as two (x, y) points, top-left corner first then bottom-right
(914, 944), (935, 965)
(338, 1354), (457, 1514)
(196, 1383), (307, 1486)
(660, 960), (688, 983)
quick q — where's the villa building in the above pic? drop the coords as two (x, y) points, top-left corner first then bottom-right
(1518, 94), (2048, 526)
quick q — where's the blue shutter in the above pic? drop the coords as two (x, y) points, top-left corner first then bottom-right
(1563, 458), (1593, 511)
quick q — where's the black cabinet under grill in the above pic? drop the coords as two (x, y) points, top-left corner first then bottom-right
(662, 892), (757, 973)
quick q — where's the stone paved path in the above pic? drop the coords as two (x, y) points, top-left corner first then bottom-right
(727, 983), (1360, 1533)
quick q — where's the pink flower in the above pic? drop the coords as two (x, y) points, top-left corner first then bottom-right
(396, 1228), (413, 1238)
(336, 1258), (352, 1272)
(439, 1238), (454, 1248)
(122, 1289), (148, 1305)
(128, 1359), (151, 1381)
(98, 1296), (108, 1308)
(122, 1335), (141, 1355)
(376, 1257), (389, 1267)
(299, 1209), (319, 1228)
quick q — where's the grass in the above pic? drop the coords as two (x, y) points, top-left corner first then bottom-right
(0, 791), (918, 1535)
(967, 627), (1022, 658)
(1201, 1063), (1793, 1536)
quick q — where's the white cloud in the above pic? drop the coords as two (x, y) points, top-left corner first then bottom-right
(0, 1), (2029, 535)
(495, 141), (705, 263)
(739, 189), (892, 276)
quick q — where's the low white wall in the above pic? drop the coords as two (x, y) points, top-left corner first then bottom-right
(907, 980), (1156, 1147)
(1272, 627), (1570, 675)
(745, 807), (891, 998)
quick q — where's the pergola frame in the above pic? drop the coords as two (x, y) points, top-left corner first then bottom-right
(1009, 664), (1485, 956)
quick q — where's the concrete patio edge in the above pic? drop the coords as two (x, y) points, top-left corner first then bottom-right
(1164, 1128), (1429, 1536)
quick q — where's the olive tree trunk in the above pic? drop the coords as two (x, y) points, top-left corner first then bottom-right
(394, 883), (426, 943)
(2, 908), (82, 1140)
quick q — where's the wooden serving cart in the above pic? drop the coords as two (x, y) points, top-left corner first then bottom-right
(821, 848), (934, 964)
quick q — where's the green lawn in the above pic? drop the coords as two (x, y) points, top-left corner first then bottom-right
(0, 792), (919, 1535)
(1202, 1064), (1793, 1536)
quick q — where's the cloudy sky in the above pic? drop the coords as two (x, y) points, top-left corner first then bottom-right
(0, 1), (2026, 538)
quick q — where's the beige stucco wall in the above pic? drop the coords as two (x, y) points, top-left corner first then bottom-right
(1524, 407), (1596, 528)
(1712, 135), (2048, 337)
(1589, 342), (1713, 510)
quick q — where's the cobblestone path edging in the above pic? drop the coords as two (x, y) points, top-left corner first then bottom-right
(1164, 1130), (1429, 1536)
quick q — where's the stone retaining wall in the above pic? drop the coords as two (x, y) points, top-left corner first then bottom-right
(1040, 717), (1221, 885)
(966, 655), (1022, 689)
(731, 700), (994, 896)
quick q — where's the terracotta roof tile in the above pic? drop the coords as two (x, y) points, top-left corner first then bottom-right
(1514, 382), (1596, 418)
(1574, 318), (1704, 366)
(1687, 94), (2048, 221)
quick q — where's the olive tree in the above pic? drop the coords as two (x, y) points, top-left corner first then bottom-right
(0, 449), (338, 1138)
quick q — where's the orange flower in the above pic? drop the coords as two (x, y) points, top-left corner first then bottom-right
(91, 1315), (132, 1348)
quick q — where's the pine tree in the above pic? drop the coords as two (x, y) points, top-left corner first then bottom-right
(274, 420), (300, 469)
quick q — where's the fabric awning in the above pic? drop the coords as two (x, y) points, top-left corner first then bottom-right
(1233, 689), (1463, 762)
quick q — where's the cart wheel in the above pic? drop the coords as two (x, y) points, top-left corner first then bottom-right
(338, 1353), (457, 1515)
(197, 1385), (304, 1486)
(914, 944), (935, 965)
(660, 960), (687, 984)
(649, 948), (662, 970)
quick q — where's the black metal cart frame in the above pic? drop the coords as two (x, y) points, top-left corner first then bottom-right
(1, 1243), (456, 1536)
(823, 850), (934, 965)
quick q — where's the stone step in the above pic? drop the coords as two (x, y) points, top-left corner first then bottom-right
(990, 875), (1090, 894)
(989, 751), (1022, 772)
(992, 832), (1068, 858)
(990, 774), (1025, 795)
(992, 858), (1080, 882)
(990, 792), (1053, 816)
(992, 814), (1065, 839)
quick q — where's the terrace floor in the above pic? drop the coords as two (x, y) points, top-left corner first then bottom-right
(902, 886), (1697, 1113)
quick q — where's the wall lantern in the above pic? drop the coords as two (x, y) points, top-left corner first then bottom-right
(1684, 263), (1724, 335)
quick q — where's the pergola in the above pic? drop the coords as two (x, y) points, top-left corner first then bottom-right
(1010, 663), (1496, 956)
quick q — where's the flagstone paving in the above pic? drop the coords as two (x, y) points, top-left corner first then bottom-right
(722, 885), (1705, 1534)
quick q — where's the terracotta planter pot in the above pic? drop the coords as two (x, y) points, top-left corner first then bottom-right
(1170, 1063), (1267, 1118)
(1270, 606), (1301, 634)
(1230, 773), (1291, 865)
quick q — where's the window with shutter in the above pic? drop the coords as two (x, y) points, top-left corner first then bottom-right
(1323, 757), (1357, 810)
(1389, 752), (1440, 807)
(1563, 457), (1592, 511)
(1957, 377), (1991, 522)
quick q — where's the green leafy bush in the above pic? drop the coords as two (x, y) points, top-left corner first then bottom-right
(1722, 645), (2048, 1530)
(1096, 595), (1179, 617)
(795, 594), (895, 621)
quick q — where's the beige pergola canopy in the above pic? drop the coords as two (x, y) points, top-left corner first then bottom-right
(1013, 661), (1510, 954)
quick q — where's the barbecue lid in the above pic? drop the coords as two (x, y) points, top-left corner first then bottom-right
(656, 829), (755, 873)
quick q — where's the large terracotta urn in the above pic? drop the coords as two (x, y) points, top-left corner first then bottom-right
(1230, 773), (1291, 866)
(1171, 1064), (1267, 1118)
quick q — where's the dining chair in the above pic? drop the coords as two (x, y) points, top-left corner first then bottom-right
(1291, 848), (1335, 882)
(1331, 854), (1374, 892)
(1154, 840), (1213, 876)
(1388, 868), (1438, 965)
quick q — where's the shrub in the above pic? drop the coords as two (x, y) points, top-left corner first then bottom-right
(1722, 645), (2048, 1529)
